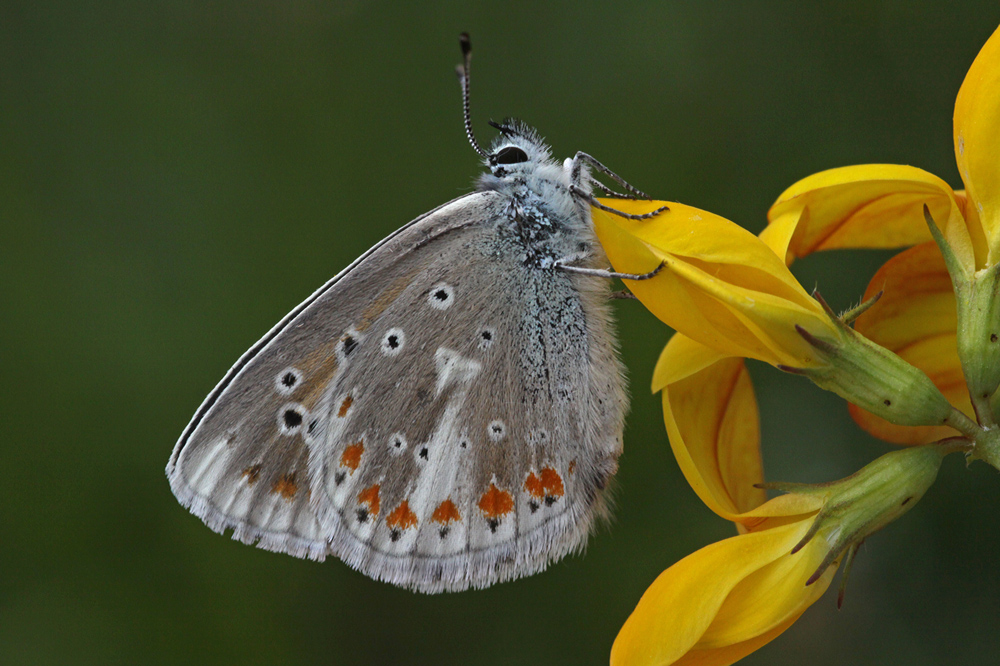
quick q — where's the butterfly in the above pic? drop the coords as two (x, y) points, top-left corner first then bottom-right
(166, 34), (667, 593)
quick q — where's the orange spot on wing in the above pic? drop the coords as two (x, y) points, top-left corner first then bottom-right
(241, 464), (262, 486)
(337, 395), (353, 417)
(431, 498), (462, 524)
(386, 500), (418, 530)
(271, 473), (298, 500)
(524, 472), (545, 498)
(568, 460), (577, 475)
(358, 484), (381, 516)
(540, 467), (565, 497)
(339, 441), (364, 471)
(525, 467), (565, 498)
(478, 483), (514, 518)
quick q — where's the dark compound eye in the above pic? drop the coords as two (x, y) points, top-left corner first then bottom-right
(493, 146), (529, 165)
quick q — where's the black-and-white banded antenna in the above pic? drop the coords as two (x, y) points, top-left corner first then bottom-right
(457, 33), (489, 159)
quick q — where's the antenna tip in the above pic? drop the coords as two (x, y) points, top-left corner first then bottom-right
(459, 32), (471, 56)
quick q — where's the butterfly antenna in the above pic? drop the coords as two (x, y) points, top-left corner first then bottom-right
(457, 32), (489, 159)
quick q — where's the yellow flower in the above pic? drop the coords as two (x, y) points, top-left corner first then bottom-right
(611, 321), (955, 665)
(592, 199), (843, 369)
(608, 343), (835, 665)
(597, 22), (1000, 666)
(591, 164), (963, 666)
(612, 497), (830, 666)
(763, 24), (1000, 445)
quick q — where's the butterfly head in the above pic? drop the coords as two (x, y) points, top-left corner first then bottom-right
(484, 119), (553, 179)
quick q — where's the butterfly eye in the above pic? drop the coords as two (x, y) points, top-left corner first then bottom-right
(492, 146), (529, 165)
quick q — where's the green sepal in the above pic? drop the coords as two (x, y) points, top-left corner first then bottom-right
(924, 205), (1000, 423)
(780, 293), (955, 428)
(768, 443), (960, 588)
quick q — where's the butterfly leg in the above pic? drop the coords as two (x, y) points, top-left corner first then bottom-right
(609, 289), (639, 300)
(589, 180), (640, 200)
(579, 191), (671, 220)
(571, 152), (653, 200)
(554, 260), (665, 281)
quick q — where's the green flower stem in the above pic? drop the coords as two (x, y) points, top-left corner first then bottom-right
(972, 393), (997, 429)
(945, 406), (985, 440)
(969, 425), (1000, 470)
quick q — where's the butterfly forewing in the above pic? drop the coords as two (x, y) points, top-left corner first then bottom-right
(167, 194), (488, 561)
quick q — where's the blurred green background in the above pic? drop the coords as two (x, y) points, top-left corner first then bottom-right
(3, 1), (999, 664)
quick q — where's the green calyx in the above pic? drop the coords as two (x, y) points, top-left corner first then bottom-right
(955, 263), (1000, 415)
(923, 205), (1000, 428)
(779, 293), (956, 429)
(761, 442), (962, 592)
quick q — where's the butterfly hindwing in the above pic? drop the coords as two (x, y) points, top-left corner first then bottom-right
(305, 198), (627, 591)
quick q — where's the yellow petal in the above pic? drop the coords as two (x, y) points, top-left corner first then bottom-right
(659, 336), (767, 519)
(767, 164), (977, 271)
(593, 199), (839, 367)
(652, 331), (735, 393)
(736, 492), (825, 522)
(954, 25), (1000, 266)
(668, 612), (804, 666)
(758, 208), (801, 265)
(696, 532), (833, 650)
(851, 242), (971, 444)
(612, 518), (827, 666)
